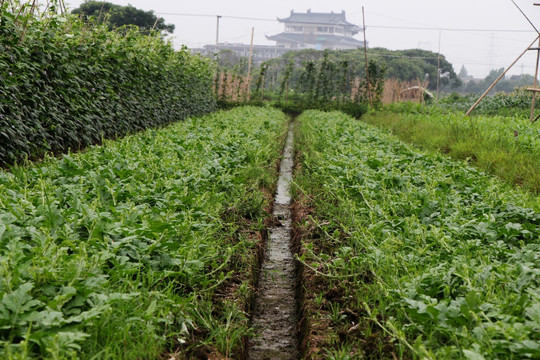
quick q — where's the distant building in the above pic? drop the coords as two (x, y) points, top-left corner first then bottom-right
(266, 9), (365, 50)
(191, 9), (366, 62)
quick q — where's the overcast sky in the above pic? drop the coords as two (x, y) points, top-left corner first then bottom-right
(65, 0), (540, 78)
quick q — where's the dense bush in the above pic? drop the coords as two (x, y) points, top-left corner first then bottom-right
(272, 99), (368, 119)
(437, 90), (532, 117)
(0, 1), (215, 166)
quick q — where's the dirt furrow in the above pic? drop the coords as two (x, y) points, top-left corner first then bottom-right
(248, 123), (298, 360)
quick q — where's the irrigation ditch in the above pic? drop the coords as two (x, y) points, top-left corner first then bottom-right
(248, 122), (300, 359)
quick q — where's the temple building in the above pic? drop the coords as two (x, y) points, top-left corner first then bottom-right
(266, 9), (365, 50)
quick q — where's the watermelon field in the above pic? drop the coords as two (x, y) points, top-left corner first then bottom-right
(1, 1), (539, 359)
(293, 111), (539, 359)
(0, 106), (289, 359)
(1, 104), (538, 359)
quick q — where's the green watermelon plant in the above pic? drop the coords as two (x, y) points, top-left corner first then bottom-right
(0, 106), (288, 359)
(294, 110), (540, 359)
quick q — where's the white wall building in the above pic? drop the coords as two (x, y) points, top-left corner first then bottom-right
(266, 10), (365, 50)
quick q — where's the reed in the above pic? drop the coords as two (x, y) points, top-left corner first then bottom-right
(382, 78), (430, 104)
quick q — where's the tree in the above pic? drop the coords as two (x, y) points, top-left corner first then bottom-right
(215, 47), (461, 94)
(216, 49), (248, 71)
(386, 58), (424, 82)
(72, 1), (174, 35)
(398, 49), (461, 89)
(458, 65), (468, 78)
(484, 68), (504, 84)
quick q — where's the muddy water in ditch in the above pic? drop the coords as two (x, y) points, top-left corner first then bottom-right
(248, 123), (298, 360)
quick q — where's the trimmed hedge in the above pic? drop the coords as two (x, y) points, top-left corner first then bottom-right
(0, 4), (216, 165)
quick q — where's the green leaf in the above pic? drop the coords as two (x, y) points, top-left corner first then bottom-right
(463, 349), (485, 360)
(145, 300), (157, 317)
(1, 283), (41, 320)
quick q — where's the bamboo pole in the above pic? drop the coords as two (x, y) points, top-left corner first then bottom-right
(466, 35), (540, 116)
(30, 0), (37, 15)
(41, 1), (50, 19)
(531, 38), (540, 121)
(362, 7), (372, 107)
(97, 2), (106, 24)
(151, 17), (159, 31)
(18, 0), (38, 44)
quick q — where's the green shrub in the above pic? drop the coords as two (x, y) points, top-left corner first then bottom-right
(339, 101), (369, 119)
(272, 99), (368, 119)
(437, 90), (532, 117)
(0, 2), (215, 166)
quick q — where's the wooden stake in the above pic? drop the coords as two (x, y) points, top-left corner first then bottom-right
(531, 38), (540, 121)
(29, 0), (37, 15)
(41, 1), (50, 20)
(246, 27), (255, 101)
(466, 35), (540, 116)
(97, 1), (106, 24)
(362, 7), (372, 107)
(151, 17), (159, 31)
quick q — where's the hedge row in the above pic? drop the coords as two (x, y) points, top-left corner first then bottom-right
(0, 3), (216, 165)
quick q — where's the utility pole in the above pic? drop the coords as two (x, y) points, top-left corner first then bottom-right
(216, 15), (222, 46)
(362, 7), (372, 107)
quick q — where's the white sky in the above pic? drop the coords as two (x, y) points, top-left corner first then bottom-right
(64, 0), (540, 78)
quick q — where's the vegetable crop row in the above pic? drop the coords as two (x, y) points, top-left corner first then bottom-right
(0, 106), (289, 359)
(294, 110), (539, 359)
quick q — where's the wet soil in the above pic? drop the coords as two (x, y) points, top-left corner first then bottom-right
(248, 123), (298, 360)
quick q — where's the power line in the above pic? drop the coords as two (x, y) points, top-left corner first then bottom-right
(156, 12), (276, 22)
(156, 12), (537, 33)
(368, 25), (535, 33)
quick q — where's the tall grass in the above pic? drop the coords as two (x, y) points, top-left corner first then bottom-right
(382, 78), (431, 104)
(363, 110), (540, 194)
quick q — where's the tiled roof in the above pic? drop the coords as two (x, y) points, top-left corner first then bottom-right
(278, 10), (358, 27)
